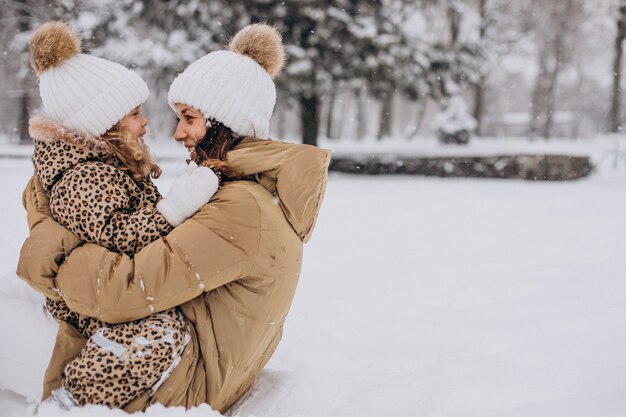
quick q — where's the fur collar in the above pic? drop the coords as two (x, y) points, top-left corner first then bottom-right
(30, 113), (114, 191)
(29, 113), (112, 154)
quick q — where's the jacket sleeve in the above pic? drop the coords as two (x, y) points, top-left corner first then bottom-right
(21, 181), (262, 324)
(16, 177), (82, 300)
(49, 162), (172, 256)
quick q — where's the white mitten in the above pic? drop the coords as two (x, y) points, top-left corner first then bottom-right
(157, 162), (219, 227)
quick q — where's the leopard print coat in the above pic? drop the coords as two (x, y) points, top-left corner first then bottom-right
(29, 113), (172, 256)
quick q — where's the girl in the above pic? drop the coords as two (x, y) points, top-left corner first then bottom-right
(28, 22), (219, 408)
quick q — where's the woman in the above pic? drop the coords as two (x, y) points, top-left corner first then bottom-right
(24, 22), (220, 408)
(17, 23), (330, 412)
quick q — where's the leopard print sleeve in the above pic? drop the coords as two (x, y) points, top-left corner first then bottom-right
(49, 162), (173, 257)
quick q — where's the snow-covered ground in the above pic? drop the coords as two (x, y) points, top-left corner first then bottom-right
(1, 139), (625, 417)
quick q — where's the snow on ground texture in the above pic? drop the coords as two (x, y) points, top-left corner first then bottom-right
(0, 151), (625, 416)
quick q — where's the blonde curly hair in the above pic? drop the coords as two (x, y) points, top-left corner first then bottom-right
(103, 124), (161, 182)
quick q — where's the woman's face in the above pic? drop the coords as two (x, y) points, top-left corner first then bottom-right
(118, 105), (148, 142)
(174, 103), (206, 152)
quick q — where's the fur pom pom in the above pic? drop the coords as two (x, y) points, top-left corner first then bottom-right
(228, 24), (285, 79)
(30, 21), (81, 75)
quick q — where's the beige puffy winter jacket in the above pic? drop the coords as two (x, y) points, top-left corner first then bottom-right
(17, 137), (330, 413)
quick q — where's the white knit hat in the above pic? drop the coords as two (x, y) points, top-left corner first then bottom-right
(168, 24), (285, 139)
(30, 22), (149, 136)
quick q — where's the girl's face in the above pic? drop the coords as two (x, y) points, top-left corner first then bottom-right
(118, 106), (148, 142)
(174, 103), (207, 152)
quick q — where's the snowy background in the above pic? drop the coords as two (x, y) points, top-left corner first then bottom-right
(2, 0), (626, 415)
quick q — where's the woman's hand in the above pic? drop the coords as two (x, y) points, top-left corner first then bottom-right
(157, 162), (219, 227)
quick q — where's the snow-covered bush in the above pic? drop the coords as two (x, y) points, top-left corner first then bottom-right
(432, 95), (477, 145)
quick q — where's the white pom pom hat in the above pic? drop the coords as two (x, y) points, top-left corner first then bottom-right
(31, 22), (149, 136)
(168, 24), (285, 139)
(39, 56), (149, 136)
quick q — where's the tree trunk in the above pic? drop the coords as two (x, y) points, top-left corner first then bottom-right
(300, 94), (320, 146)
(406, 99), (427, 140)
(17, 0), (32, 144)
(325, 89), (337, 139)
(447, 2), (461, 46)
(542, 60), (561, 139)
(355, 88), (366, 140)
(541, 13), (567, 139)
(377, 93), (393, 140)
(473, 0), (487, 137)
(18, 85), (31, 144)
(336, 92), (349, 139)
(473, 77), (486, 136)
(610, 0), (626, 133)
(276, 102), (287, 140)
(530, 48), (551, 138)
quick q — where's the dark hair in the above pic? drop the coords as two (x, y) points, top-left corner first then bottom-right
(189, 119), (243, 183)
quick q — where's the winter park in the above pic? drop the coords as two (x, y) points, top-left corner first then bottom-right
(1, 1), (626, 417)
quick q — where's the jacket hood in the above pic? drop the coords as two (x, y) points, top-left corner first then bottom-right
(227, 138), (330, 243)
(29, 113), (113, 190)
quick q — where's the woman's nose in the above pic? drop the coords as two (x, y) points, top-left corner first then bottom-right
(174, 123), (186, 141)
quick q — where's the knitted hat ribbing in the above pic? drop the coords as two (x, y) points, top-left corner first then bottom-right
(168, 24), (285, 139)
(30, 22), (149, 136)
